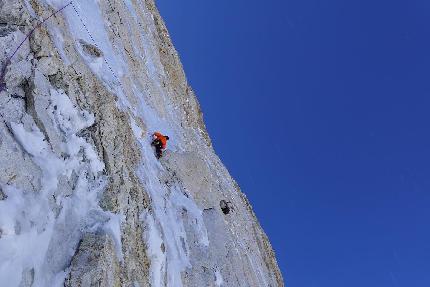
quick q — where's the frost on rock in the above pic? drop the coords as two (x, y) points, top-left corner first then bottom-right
(215, 269), (224, 287)
(0, 0), (283, 286)
(135, 126), (209, 286)
(0, 87), (121, 287)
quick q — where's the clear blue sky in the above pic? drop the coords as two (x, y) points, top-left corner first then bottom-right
(156, 0), (430, 286)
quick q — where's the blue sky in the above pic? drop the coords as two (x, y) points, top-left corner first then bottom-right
(156, 0), (430, 286)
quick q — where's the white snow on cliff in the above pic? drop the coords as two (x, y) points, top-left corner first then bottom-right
(0, 87), (121, 286)
(0, 0), (209, 286)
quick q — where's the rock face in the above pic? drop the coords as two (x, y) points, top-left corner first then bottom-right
(0, 0), (283, 286)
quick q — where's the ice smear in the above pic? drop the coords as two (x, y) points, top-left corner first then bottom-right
(123, 0), (165, 80)
(0, 184), (54, 287)
(170, 189), (209, 246)
(0, 88), (121, 286)
(40, 0), (209, 286)
(47, 25), (70, 64)
(103, 213), (125, 262)
(45, 0), (125, 88)
(123, 0), (138, 20)
(23, 0), (36, 17)
(215, 269), (224, 286)
(49, 88), (95, 134)
(140, 212), (166, 287)
(131, 119), (209, 287)
(117, 3), (210, 285)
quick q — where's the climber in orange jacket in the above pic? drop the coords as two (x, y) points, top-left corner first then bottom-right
(151, 132), (169, 159)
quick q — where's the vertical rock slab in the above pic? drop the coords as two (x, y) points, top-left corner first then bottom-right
(65, 234), (121, 287)
(0, 0), (284, 286)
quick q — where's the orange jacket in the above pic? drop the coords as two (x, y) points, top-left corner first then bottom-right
(153, 132), (168, 149)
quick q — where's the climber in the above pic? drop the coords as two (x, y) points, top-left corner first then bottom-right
(151, 131), (169, 159)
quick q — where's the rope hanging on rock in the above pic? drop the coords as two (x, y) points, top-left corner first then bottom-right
(0, 1), (72, 92)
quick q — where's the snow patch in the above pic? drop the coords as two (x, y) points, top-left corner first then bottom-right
(36, 1), (210, 286)
(140, 212), (166, 287)
(215, 269), (224, 286)
(103, 213), (125, 262)
(43, 0), (126, 87)
(47, 25), (70, 64)
(133, 118), (209, 286)
(0, 88), (121, 286)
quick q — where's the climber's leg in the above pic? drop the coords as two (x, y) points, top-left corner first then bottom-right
(155, 146), (163, 159)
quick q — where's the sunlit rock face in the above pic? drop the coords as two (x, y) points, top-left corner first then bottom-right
(0, 0), (283, 286)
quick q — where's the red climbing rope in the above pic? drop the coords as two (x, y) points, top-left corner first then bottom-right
(0, 1), (72, 92)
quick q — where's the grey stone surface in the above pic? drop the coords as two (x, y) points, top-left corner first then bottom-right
(0, 0), (283, 286)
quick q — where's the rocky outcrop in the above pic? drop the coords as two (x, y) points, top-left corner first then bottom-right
(0, 0), (283, 286)
(64, 233), (122, 287)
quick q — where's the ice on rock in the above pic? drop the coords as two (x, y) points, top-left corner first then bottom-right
(215, 269), (224, 287)
(0, 88), (122, 286)
(41, 0), (216, 285)
(0, 0), (283, 286)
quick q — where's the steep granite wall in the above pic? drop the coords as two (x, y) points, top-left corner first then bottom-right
(0, 0), (283, 286)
